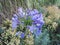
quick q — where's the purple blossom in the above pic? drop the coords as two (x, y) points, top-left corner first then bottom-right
(15, 31), (21, 36)
(29, 10), (35, 15)
(17, 7), (25, 18)
(12, 14), (19, 30)
(34, 30), (42, 37)
(13, 14), (18, 19)
(31, 14), (39, 21)
(36, 23), (42, 28)
(28, 25), (39, 33)
(12, 17), (18, 30)
(20, 33), (25, 38)
(34, 9), (39, 14)
(27, 9), (39, 16)
(29, 25), (34, 33)
(18, 7), (23, 13)
(31, 13), (44, 28)
(15, 31), (25, 38)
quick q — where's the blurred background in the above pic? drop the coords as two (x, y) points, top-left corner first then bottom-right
(0, 0), (60, 45)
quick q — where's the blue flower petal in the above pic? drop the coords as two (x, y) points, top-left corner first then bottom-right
(20, 33), (25, 38)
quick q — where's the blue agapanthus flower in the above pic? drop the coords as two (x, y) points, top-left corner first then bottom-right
(31, 14), (39, 21)
(12, 14), (19, 30)
(27, 9), (44, 27)
(12, 7), (44, 38)
(20, 32), (25, 38)
(15, 31), (21, 36)
(17, 7), (25, 18)
(13, 14), (18, 19)
(27, 9), (39, 16)
(26, 9), (44, 37)
(18, 7), (23, 13)
(28, 25), (42, 37)
(32, 13), (44, 28)
(28, 25), (37, 33)
(34, 30), (42, 37)
(15, 31), (25, 39)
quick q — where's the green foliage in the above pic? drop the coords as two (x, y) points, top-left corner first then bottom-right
(24, 17), (32, 26)
(34, 29), (50, 45)
(56, 0), (60, 6)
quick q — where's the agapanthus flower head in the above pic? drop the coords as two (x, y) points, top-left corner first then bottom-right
(12, 7), (44, 38)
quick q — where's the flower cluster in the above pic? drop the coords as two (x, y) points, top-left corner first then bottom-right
(27, 9), (44, 37)
(12, 7), (44, 38)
